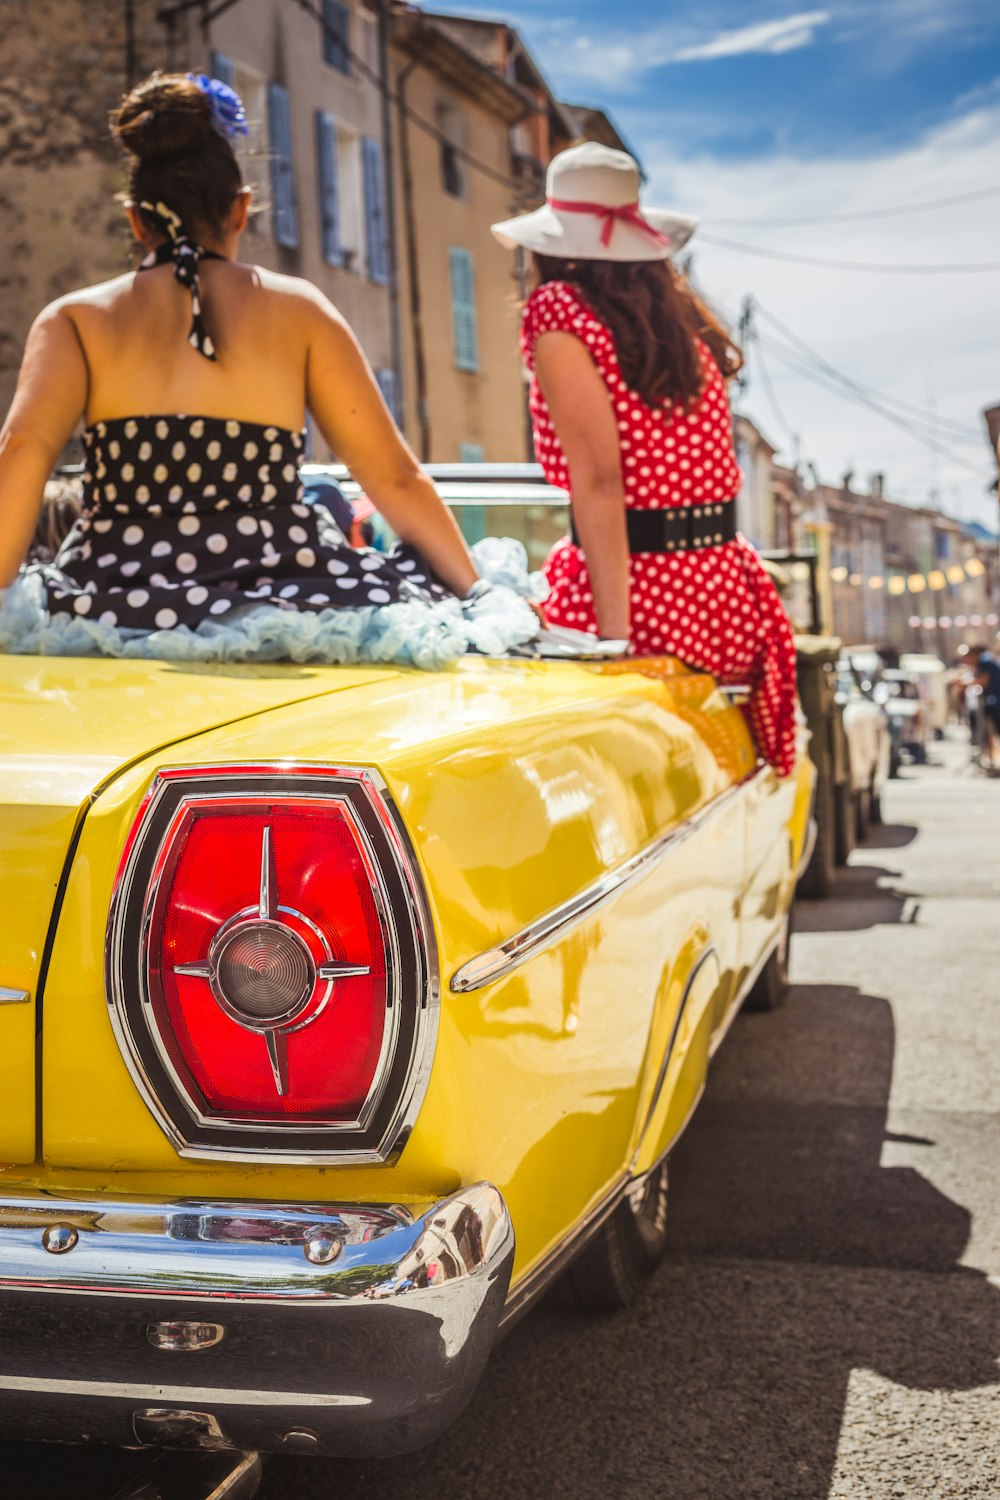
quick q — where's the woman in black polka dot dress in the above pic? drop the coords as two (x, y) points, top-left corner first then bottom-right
(48, 414), (445, 633)
(0, 73), (509, 654)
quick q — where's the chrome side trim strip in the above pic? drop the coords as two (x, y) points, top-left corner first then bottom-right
(0, 1375), (368, 1408)
(0, 988), (29, 1005)
(451, 777), (754, 994)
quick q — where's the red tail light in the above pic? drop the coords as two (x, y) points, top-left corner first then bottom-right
(107, 767), (438, 1163)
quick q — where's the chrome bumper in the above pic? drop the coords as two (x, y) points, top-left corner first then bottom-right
(0, 1182), (514, 1456)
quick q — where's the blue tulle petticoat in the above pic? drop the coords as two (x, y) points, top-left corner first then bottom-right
(0, 539), (545, 671)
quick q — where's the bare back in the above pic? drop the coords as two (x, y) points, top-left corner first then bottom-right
(68, 261), (315, 431)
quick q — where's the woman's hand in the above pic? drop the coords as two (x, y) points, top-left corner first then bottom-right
(304, 294), (478, 598)
(533, 329), (631, 640)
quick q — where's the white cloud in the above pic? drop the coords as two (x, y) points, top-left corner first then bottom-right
(673, 12), (831, 63)
(642, 93), (1000, 524)
(522, 10), (834, 92)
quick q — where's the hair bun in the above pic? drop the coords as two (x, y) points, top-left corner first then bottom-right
(111, 74), (213, 163)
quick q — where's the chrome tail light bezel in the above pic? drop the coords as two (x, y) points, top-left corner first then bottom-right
(105, 764), (439, 1165)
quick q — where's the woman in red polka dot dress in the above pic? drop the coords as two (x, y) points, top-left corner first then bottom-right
(493, 143), (798, 777)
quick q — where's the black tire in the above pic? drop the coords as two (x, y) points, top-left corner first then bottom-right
(888, 746), (901, 780)
(833, 779), (854, 865)
(561, 1159), (670, 1310)
(798, 773), (835, 899)
(744, 908), (792, 1013)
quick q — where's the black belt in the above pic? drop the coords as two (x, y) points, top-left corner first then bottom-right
(570, 502), (736, 554)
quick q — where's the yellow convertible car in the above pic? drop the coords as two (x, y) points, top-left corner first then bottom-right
(0, 468), (813, 1461)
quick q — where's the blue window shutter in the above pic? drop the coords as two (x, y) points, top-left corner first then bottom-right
(449, 247), (478, 372)
(322, 0), (351, 74)
(375, 368), (399, 422)
(268, 83), (299, 250)
(210, 50), (235, 86)
(315, 110), (341, 265)
(362, 137), (389, 285)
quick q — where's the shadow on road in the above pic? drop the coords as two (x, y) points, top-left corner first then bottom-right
(259, 983), (1000, 1500)
(862, 822), (918, 850)
(795, 853), (919, 933)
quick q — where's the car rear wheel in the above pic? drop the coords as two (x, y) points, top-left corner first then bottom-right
(744, 908), (792, 1012)
(561, 1159), (670, 1311)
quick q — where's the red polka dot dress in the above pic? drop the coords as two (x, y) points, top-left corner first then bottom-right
(522, 279), (798, 778)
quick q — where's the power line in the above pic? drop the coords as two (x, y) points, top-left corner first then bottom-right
(699, 231), (1000, 274)
(759, 334), (991, 479)
(708, 183), (1000, 228)
(752, 335), (796, 445)
(754, 302), (984, 442)
(702, 282), (991, 482)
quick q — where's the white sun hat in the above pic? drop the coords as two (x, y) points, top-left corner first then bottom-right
(491, 141), (698, 263)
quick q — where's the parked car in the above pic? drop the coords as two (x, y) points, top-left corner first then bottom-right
(0, 466), (815, 1464)
(899, 652), (949, 739)
(876, 667), (930, 775)
(836, 654), (892, 835)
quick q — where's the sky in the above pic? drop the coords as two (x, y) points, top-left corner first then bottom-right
(428, 0), (1000, 526)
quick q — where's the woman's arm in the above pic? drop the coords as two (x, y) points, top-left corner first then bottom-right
(0, 304), (90, 586)
(533, 330), (630, 640)
(304, 295), (477, 598)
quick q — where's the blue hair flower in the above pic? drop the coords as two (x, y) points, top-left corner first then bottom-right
(188, 73), (249, 140)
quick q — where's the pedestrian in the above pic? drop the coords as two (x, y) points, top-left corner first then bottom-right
(492, 142), (798, 776)
(967, 644), (1000, 769)
(0, 71), (535, 665)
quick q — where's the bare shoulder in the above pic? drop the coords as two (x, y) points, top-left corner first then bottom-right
(246, 265), (342, 315)
(38, 274), (135, 324)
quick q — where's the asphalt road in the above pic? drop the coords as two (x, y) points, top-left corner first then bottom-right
(7, 734), (999, 1498)
(258, 731), (1000, 1500)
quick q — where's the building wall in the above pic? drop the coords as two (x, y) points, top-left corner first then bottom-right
(198, 0), (395, 453)
(0, 0), (393, 460)
(0, 0), (172, 424)
(390, 46), (528, 461)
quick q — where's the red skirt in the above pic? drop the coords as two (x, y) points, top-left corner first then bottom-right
(543, 534), (799, 778)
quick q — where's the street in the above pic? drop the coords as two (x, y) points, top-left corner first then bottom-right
(257, 732), (1000, 1500)
(6, 733), (1000, 1499)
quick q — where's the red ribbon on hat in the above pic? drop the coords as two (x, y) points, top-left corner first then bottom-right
(547, 197), (671, 249)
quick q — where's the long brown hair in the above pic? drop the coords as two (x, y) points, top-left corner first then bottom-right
(533, 254), (742, 408)
(110, 72), (243, 243)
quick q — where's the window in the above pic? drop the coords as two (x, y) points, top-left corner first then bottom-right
(459, 442), (484, 462)
(315, 110), (341, 265)
(336, 129), (364, 272)
(375, 369), (400, 423)
(209, 49), (234, 86)
(267, 82), (298, 249)
(322, 0), (351, 74)
(231, 62), (267, 236)
(449, 248), (478, 372)
(362, 137), (389, 285)
(436, 102), (466, 198)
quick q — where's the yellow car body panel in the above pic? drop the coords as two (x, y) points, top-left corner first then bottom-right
(1, 651), (812, 1292)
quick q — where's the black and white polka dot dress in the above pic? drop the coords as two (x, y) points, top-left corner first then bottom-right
(44, 414), (445, 631)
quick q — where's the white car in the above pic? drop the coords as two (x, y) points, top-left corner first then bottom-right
(836, 657), (892, 833)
